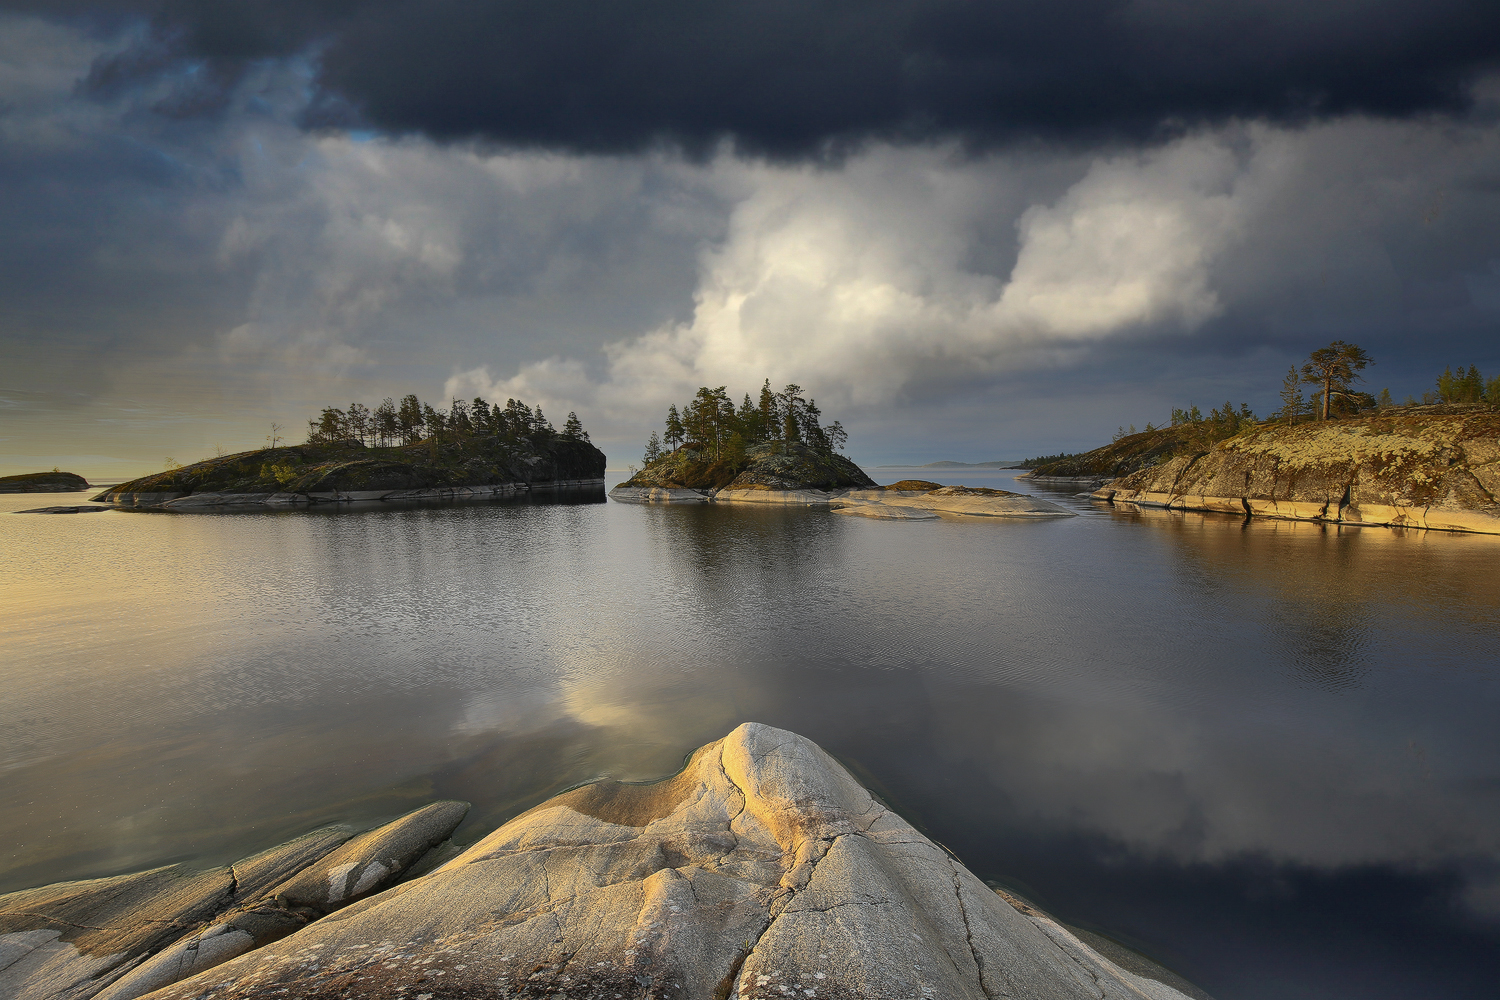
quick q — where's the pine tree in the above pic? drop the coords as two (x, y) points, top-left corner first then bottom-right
(664, 404), (685, 451)
(397, 394), (423, 443)
(780, 384), (805, 442)
(374, 398), (398, 446)
(1279, 366), (1304, 424)
(1301, 341), (1373, 420)
(758, 379), (778, 442)
(643, 430), (662, 465)
(345, 402), (371, 445)
(563, 411), (587, 440)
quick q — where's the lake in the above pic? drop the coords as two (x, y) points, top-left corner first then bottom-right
(2, 471), (1497, 1000)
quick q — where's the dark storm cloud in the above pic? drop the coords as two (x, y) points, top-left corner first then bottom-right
(22, 0), (1500, 156)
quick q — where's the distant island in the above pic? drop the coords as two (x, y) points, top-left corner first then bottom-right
(91, 394), (604, 510)
(612, 381), (1072, 519)
(0, 471), (90, 493)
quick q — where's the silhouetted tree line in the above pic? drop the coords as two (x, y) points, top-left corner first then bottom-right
(642, 380), (847, 465)
(306, 395), (590, 447)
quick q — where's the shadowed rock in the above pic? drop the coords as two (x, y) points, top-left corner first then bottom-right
(139, 724), (1204, 1000)
(0, 803), (468, 1000)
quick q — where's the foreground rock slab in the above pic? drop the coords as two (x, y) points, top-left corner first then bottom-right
(0, 802), (468, 1000)
(143, 724), (1202, 1000)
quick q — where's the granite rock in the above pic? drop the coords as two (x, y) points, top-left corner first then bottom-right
(0, 803), (468, 1000)
(141, 724), (1202, 1000)
(1093, 409), (1500, 534)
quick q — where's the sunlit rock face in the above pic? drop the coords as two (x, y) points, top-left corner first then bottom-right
(1093, 408), (1500, 534)
(139, 724), (1203, 1000)
(832, 486), (1075, 519)
(0, 803), (468, 1000)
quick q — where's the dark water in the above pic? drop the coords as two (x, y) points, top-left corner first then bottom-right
(3, 473), (1498, 999)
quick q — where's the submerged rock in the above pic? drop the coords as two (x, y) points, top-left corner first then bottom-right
(0, 802), (468, 1000)
(139, 724), (1204, 1000)
(607, 486), (711, 503)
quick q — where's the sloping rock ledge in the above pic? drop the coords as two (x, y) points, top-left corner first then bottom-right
(612, 483), (1076, 520)
(92, 480), (604, 511)
(0, 802), (469, 1000)
(1089, 413), (1500, 535)
(5, 725), (1209, 1000)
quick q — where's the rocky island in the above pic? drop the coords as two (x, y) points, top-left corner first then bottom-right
(1031, 406), (1500, 535)
(612, 382), (1074, 519)
(90, 396), (604, 511)
(0, 471), (90, 493)
(1, 724), (1208, 1000)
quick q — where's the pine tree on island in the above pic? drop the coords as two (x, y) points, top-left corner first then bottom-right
(626, 380), (867, 492)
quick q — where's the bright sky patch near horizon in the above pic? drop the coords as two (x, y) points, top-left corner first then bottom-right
(4, 1), (1500, 479)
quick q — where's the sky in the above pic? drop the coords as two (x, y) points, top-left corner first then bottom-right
(3, 1), (1500, 478)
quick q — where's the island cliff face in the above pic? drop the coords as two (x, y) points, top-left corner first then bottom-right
(1090, 408), (1500, 534)
(2, 725), (1209, 1000)
(93, 436), (605, 509)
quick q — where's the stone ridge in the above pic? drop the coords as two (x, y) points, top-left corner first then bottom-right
(138, 724), (1204, 1000)
(1092, 410), (1500, 534)
(0, 802), (469, 1000)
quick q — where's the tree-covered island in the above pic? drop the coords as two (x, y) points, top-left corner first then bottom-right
(91, 394), (604, 509)
(619, 381), (875, 493)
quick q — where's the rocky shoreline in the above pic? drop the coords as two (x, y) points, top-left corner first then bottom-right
(613, 476), (1075, 520)
(93, 479), (605, 511)
(1, 725), (1208, 1000)
(1084, 410), (1500, 535)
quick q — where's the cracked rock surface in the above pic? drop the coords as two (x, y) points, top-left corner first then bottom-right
(133, 724), (1204, 1000)
(0, 802), (469, 1000)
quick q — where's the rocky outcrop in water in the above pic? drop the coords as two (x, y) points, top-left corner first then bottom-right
(1092, 408), (1500, 534)
(91, 436), (604, 510)
(77, 724), (1206, 1000)
(832, 485), (1074, 520)
(615, 441), (874, 502)
(0, 472), (90, 493)
(0, 802), (468, 1000)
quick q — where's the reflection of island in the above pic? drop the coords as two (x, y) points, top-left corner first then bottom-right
(1031, 406), (1500, 535)
(92, 433), (604, 510)
(0, 471), (89, 493)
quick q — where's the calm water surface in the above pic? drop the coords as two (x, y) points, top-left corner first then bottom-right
(3, 472), (1498, 1000)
